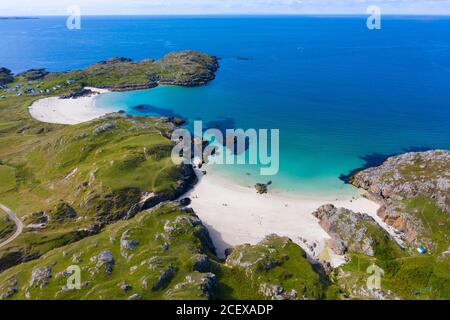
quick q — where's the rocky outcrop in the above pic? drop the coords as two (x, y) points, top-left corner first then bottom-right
(0, 277), (18, 299)
(30, 266), (52, 288)
(255, 183), (268, 194)
(128, 293), (143, 300)
(190, 254), (211, 272)
(225, 234), (326, 300)
(258, 283), (299, 300)
(91, 250), (115, 275)
(0, 67), (14, 85)
(352, 150), (449, 211)
(141, 260), (176, 292)
(24, 212), (49, 225)
(51, 202), (77, 222)
(16, 68), (49, 81)
(95, 57), (133, 65)
(120, 230), (139, 257)
(164, 272), (217, 300)
(92, 122), (118, 135)
(60, 88), (95, 99)
(99, 83), (158, 92)
(351, 150), (450, 244)
(155, 50), (219, 86)
(313, 204), (394, 256)
(166, 116), (186, 127)
(162, 213), (215, 254)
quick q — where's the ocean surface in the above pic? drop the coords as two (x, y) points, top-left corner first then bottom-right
(2, 16), (450, 197)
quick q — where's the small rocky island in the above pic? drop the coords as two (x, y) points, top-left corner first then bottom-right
(0, 50), (219, 98)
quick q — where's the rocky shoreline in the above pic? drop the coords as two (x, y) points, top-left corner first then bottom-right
(350, 150), (449, 246)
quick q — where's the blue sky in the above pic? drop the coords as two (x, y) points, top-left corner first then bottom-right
(1, 0), (450, 16)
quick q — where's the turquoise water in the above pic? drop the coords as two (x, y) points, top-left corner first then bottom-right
(2, 16), (450, 196)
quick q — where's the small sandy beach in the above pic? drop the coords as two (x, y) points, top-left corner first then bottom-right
(186, 167), (387, 266)
(28, 87), (111, 125)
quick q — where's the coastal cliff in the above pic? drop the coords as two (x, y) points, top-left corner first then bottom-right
(351, 150), (449, 248)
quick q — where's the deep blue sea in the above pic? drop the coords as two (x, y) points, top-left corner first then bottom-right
(2, 16), (450, 196)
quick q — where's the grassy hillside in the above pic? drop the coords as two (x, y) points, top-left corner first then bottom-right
(0, 114), (195, 271)
(0, 51), (217, 272)
(341, 151), (450, 300)
(335, 204), (450, 300)
(220, 235), (338, 300)
(0, 203), (332, 300)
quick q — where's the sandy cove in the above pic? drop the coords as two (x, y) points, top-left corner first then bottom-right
(28, 87), (111, 125)
(185, 168), (389, 266)
(27, 89), (391, 267)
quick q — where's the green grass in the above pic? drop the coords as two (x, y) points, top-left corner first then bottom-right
(0, 205), (336, 300)
(0, 204), (217, 299)
(0, 115), (188, 268)
(338, 197), (450, 300)
(0, 165), (16, 193)
(215, 265), (265, 300)
(404, 197), (449, 252)
(222, 235), (334, 300)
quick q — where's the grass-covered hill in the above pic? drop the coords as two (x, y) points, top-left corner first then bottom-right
(0, 114), (197, 272)
(0, 202), (336, 300)
(0, 51), (219, 272)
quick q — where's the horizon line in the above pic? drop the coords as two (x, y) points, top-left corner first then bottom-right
(2, 13), (450, 17)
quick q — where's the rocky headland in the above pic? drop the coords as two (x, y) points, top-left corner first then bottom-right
(351, 150), (449, 247)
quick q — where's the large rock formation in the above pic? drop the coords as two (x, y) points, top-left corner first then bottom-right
(16, 68), (49, 81)
(225, 234), (328, 300)
(0, 67), (14, 85)
(351, 150), (449, 245)
(312, 204), (396, 256)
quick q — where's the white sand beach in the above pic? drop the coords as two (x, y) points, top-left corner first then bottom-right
(186, 167), (388, 266)
(28, 87), (111, 125)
